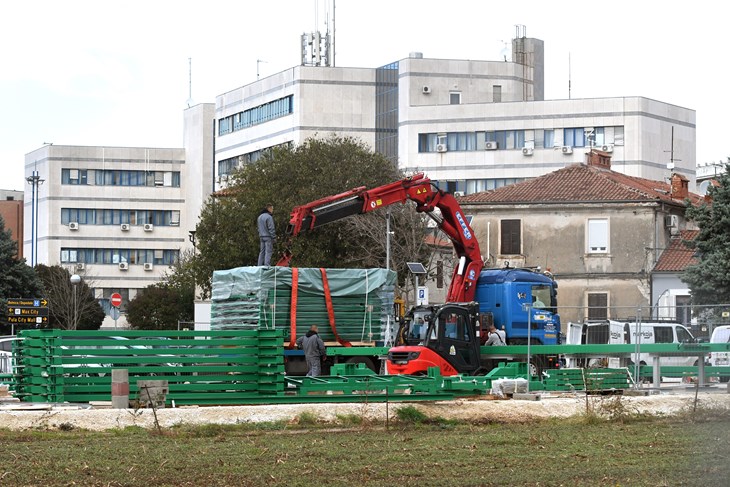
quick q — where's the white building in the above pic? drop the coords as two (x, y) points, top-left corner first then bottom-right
(214, 36), (696, 193)
(23, 104), (214, 326)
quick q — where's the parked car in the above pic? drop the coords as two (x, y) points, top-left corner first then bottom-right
(0, 336), (20, 375)
(564, 320), (698, 369)
(709, 325), (730, 382)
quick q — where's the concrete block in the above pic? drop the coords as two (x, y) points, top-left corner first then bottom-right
(512, 393), (541, 401)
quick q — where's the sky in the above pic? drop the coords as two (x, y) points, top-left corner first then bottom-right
(2, 0), (728, 191)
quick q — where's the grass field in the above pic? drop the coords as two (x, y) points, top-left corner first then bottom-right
(1, 405), (729, 486)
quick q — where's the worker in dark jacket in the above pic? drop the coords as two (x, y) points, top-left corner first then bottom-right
(257, 204), (276, 266)
(296, 325), (327, 377)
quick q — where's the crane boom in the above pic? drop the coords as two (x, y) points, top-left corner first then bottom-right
(277, 173), (484, 302)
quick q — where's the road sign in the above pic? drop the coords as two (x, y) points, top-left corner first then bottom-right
(6, 297), (49, 327)
(7, 298), (48, 307)
(7, 316), (48, 325)
(110, 293), (123, 307)
(7, 307), (49, 316)
(417, 286), (429, 305)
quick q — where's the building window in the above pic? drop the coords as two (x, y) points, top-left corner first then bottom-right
(486, 130), (525, 150)
(500, 219), (521, 255)
(564, 128), (586, 147)
(614, 126), (624, 145)
(449, 92), (461, 105)
(60, 248), (179, 265)
(61, 169), (88, 185)
(587, 218), (608, 253)
(493, 85), (502, 103)
(675, 295), (691, 325)
(61, 209), (181, 226)
(218, 95), (293, 136)
(587, 293), (608, 320)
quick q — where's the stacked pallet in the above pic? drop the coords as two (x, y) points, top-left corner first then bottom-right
(211, 266), (397, 344)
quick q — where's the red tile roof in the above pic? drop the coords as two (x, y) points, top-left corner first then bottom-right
(460, 163), (704, 206)
(653, 230), (699, 272)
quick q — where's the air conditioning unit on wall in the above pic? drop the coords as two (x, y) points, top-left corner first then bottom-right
(68, 222), (79, 230)
(601, 144), (614, 153)
(664, 215), (679, 228)
(561, 146), (573, 154)
(118, 262), (129, 270)
(143, 223), (154, 232)
(143, 263), (154, 271)
(485, 141), (498, 150)
(121, 223), (130, 231)
(453, 191), (465, 197)
(75, 262), (85, 271)
(436, 144), (447, 153)
(522, 148), (533, 156)
(422, 85), (431, 94)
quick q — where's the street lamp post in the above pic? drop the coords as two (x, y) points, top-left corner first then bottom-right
(25, 170), (45, 267)
(70, 274), (81, 330)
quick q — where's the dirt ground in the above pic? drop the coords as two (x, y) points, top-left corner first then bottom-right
(1, 388), (728, 431)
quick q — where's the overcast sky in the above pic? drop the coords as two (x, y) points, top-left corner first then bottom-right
(2, 0), (727, 191)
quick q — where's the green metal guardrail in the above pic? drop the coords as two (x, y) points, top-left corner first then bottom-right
(10, 331), (730, 406)
(13, 329), (284, 405)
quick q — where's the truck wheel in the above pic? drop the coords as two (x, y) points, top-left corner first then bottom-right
(529, 356), (546, 378)
(345, 356), (378, 373)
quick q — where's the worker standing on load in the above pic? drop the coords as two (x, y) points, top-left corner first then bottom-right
(257, 204), (276, 266)
(296, 325), (327, 376)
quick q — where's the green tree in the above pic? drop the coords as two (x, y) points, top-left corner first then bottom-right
(126, 283), (194, 330)
(683, 162), (730, 305)
(35, 265), (104, 330)
(0, 215), (43, 333)
(188, 135), (410, 297)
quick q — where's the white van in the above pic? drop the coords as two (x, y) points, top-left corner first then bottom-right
(565, 320), (697, 368)
(0, 336), (19, 375)
(709, 325), (730, 381)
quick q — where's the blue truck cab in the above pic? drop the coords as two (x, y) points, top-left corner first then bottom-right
(474, 268), (560, 345)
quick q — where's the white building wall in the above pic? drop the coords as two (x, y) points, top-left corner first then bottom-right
(182, 103), (215, 240)
(24, 144), (189, 326)
(400, 96), (695, 187)
(214, 66), (377, 190)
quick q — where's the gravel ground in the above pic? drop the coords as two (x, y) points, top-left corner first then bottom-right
(1, 389), (728, 431)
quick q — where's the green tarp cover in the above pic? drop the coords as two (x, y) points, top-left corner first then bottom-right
(211, 267), (396, 343)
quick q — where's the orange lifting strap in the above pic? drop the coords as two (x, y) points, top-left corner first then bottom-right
(289, 267), (299, 348)
(320, 268), (352, 347)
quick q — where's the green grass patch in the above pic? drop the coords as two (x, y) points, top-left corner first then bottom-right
(1, 416), (729, 486)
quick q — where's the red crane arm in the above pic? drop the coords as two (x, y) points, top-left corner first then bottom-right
(277, 173), (483, 302)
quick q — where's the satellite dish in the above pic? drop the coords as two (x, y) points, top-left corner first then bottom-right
(698, 180), (711, 195)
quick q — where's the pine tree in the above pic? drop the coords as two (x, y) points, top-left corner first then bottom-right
(0, 215), (43, 333)
(683, 162), (730, 305)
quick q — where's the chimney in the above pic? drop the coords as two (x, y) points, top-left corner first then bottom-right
(670, 173), (689, 199)
(585, 149), (611, 170)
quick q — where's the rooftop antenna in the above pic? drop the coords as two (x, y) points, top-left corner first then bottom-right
(568, 52), (572, 99)
(331, 0), (336, 67)
(664, 126), (681, 172)
(186, 58), (194, 108)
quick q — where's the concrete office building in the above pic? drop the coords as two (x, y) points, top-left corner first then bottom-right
(213, 36), (695, 193)
(23, 105), (214, 327)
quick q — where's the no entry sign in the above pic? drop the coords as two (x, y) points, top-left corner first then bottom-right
(110, 293), (123, 307)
